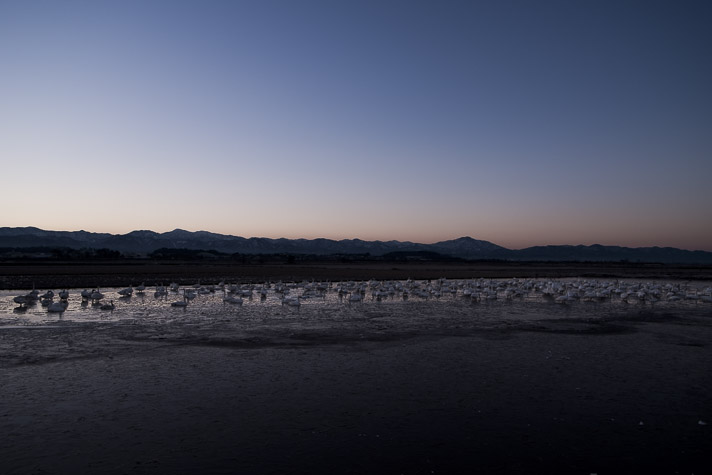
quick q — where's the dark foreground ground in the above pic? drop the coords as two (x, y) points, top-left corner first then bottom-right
(1, 302), (711, 474)
(2, 260), (712, 289)
(2, 263), (711, 474)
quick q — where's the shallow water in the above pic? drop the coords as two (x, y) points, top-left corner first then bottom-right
(1, 279), (710, 326)
(1, 279), (711, 474)
(1, 279), (710, 347)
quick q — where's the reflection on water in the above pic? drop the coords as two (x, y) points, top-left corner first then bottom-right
(0, 278), (710, 368)
(1, 278), (710, 329)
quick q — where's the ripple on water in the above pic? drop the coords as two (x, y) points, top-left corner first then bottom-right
(1, 279), (709, 332)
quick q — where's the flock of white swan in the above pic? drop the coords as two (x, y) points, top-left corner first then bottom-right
(8, 277), (712, 314)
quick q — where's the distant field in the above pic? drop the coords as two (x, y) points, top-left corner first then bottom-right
(1, 259), (711, 289)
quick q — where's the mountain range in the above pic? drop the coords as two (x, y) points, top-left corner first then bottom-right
(1, 227), (711, 264)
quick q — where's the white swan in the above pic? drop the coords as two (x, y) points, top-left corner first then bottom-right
(25, 289), (39, 302)
(223, 294), (243, 305)
(171, 290), (189, 307)
(90, 289), (104, 302)
(48, 301), (68, 313)
(282, 295), (301, 307)
(154, 285), (168, 298)
(118, 286), (133, 297)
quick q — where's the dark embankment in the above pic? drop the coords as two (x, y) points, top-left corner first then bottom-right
(1, 258), (711, 289)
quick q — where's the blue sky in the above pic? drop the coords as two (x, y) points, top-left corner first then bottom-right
(1, 0), (710, 250)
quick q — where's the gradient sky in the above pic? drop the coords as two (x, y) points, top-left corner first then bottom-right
(1, 0), (710, 250)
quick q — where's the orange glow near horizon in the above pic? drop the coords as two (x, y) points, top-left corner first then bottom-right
(1, 2), (710, 253)
(2, 218), (710, 252)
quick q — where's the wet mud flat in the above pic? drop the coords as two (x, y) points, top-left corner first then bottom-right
(1, 299), (711, 474)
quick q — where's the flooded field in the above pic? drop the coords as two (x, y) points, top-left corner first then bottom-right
(1, 278), (711, 367)
(1, 278), (711, 474)
(1, 278), (710, 355)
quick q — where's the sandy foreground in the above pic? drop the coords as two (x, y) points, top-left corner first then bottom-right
(1, 294), (711, 475)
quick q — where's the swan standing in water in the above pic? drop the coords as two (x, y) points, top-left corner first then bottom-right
(90, 289), (104, 303)
(171, 291), (189, 307)
(24, 289), (40, 303)
(118, 286), (133, 297)
(223, 290), (243, 305)
(281, 295), (301, 308)
(48, 300), (68, 313)
(154, 284), (168, 298)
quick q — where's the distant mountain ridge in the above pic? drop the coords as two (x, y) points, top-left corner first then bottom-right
(0, 227), (505, 258)
(0, 227), (710, 264)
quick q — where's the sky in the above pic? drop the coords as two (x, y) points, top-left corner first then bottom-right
(1, 0), (710, 250)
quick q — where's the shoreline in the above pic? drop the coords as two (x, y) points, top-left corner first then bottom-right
(2, 260), (711, 289)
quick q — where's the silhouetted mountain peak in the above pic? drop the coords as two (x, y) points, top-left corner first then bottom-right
(165, 229), (191, 236)
(0, 227), (710, 263)
(126, 230), (160, 237)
